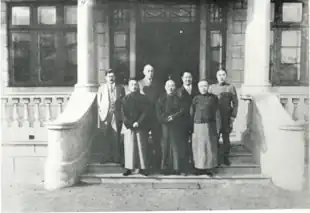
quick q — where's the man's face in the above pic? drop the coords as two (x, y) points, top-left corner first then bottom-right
(128, 80), (139, 92)
(216, 70), (227, 84)
(182, 72), (192, 85)
(144, 66), (154, 79)
(198, 81), (209, 94)
(165, 80), (176, 95)
(106, 73), (115, 84)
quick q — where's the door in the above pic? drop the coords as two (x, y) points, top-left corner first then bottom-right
(137, 22), (199, 87)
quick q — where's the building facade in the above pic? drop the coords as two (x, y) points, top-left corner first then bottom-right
(1, 0), (309, 189)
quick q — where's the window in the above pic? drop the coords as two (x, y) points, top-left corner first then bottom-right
(8, 3), (77, 87)
(270, 0), (308, 86)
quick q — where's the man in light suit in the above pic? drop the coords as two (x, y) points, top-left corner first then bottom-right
(97, 69), (126, 164)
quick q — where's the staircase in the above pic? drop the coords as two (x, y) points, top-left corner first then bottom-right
(80, 133), (269, 186)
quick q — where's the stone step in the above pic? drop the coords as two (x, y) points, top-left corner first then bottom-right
(86, 162), (261, 175)
(80, 171), (268, 187)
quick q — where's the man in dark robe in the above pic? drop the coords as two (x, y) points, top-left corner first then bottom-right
(122, 79), (150, 176)
(208, 69), (238, 166)
(190, 80), (221, 177)
(138, 64), (163, 171)
(176, 71), (199, 174)
(156, 79), (184, 175)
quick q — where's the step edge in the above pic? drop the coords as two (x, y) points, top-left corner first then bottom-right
(87, 163), (261, 168)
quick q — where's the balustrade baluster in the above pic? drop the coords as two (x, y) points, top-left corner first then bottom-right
(2, 98), (8, 127)
(45, 98), (53, 123)
(11, 98), (20, 128)
(22, 98), (30, 127)
(280, 98), (288, 109)
(291, 98), (299, 121)
(33, 98), (41, 128)
(56, 97), (64, 116)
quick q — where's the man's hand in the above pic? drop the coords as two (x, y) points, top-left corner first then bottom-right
(167, 116), (173, 122)
(133, 122), (139, 128)
(230, 117), (235, 124)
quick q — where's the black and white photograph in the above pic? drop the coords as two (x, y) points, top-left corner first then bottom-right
(1, 0), (310, 211)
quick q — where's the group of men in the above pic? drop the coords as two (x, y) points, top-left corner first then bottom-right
(97, 64), (238, 177)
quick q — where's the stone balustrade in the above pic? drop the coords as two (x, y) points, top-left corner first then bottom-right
(1, 94), (70, 143)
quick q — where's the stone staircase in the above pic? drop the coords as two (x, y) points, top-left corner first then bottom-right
(80, 134), (269, 185)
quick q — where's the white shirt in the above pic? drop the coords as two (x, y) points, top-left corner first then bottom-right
(183, 84), (192, 95)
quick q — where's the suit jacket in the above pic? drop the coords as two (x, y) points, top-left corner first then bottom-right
(138, 78), (163, 105)
(97, 83), (125, 129)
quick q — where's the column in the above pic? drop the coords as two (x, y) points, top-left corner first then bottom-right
(129, 1), (137, 78)
(75, 0), (98, 92)
(242, 0), (271, 93)
(199, 0), (207, 80)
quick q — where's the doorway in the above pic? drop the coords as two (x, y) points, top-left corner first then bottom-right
(136, 22), (200, 87)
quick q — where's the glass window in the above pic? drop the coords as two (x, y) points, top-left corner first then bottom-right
(64, 6), (77, 25)
(11, 33), (32, 82)
(270, 3), (275, 22)
(64, 33), (77, 82)
(281, 30), (301, 47)
(11, 7), (30, 25)
(38, 6), (56, 25)
(38, 33), (57, 82)
(211, 31), (222, 47)
(8, 4), (77, 86)
(282, 3), (303, 22)
(114, 32), (127, 48)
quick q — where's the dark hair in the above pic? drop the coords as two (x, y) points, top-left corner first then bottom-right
(128, 77), (138, 83)
(105, 69), (115, 76)
(217, 69), (227, 74)
(182, 71), (192, 77)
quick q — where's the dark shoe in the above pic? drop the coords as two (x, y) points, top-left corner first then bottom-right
(223, 157), (231, 166)
(139, 169), (148, 176)
(174, 170), (181, 175)
(194, 169), (204, 176)
(123, 169), (132, 176)
(205, 170), (214, 177)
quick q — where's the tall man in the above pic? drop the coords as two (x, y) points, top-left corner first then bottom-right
(156, 79), (184, 175)
(138, 64), (163, 170)
(176, 72), (199, 173)
(97, 69), (126, 163)
(208, 69), (238, 166)
(122, 79), (150, 176)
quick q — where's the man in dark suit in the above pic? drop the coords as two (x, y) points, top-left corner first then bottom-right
(138, 64), (163, 171)
(176, 72), (199, 174)
(208, 69), (238, 166)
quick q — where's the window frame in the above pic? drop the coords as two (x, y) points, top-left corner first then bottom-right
(7, 1), (77, 87)
(270, 0), (308, 86)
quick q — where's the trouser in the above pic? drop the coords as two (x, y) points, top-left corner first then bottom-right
(124, 129), (148, 170)
(217, 129), (231, 164)
(161, 125), (180, 171)
(148, 122), (162, 170)
(179, 131), (194, 172)
(105, 123), (122, 163)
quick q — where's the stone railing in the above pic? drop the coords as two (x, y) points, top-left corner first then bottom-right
(1, 93), (71, 143)
(277, 94), (309, 123)
(247, 94), (305, 191)
(44, 91), (98, 190)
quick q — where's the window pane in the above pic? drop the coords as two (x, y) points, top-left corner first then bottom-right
(11, 33), (32, 82)
(114, 32), (127, 48)
(38, 6), (56, 25)
(281, 30), (301, 47)
(281, 47), (301, 63)
(282, 3), (303, 22)
(210, 31), (222, 47)
(64, 6), (77, 24)
(65, 33), (77, 82)
(38, 33), (56, 82)
(11, 7), (30, 25)
(278, 63), (300, 81)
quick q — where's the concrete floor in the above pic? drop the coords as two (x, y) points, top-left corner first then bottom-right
(2, 180), (310, 212)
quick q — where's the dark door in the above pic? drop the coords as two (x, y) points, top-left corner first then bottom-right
(137, 22), (199, 87)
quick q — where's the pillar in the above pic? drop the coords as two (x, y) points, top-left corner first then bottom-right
(199, 0), (207, 80)
(75, 0), (98, 92)
(242, 0), (271, 94)
(129, 1), (137, 78)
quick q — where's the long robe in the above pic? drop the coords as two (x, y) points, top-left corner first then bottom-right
(156, 93), (184, 171)
(139, 78), (164, 169)
(190, 93), (220, 169)
(176, 85), (199, 171)
(122, 92), (150, 170)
